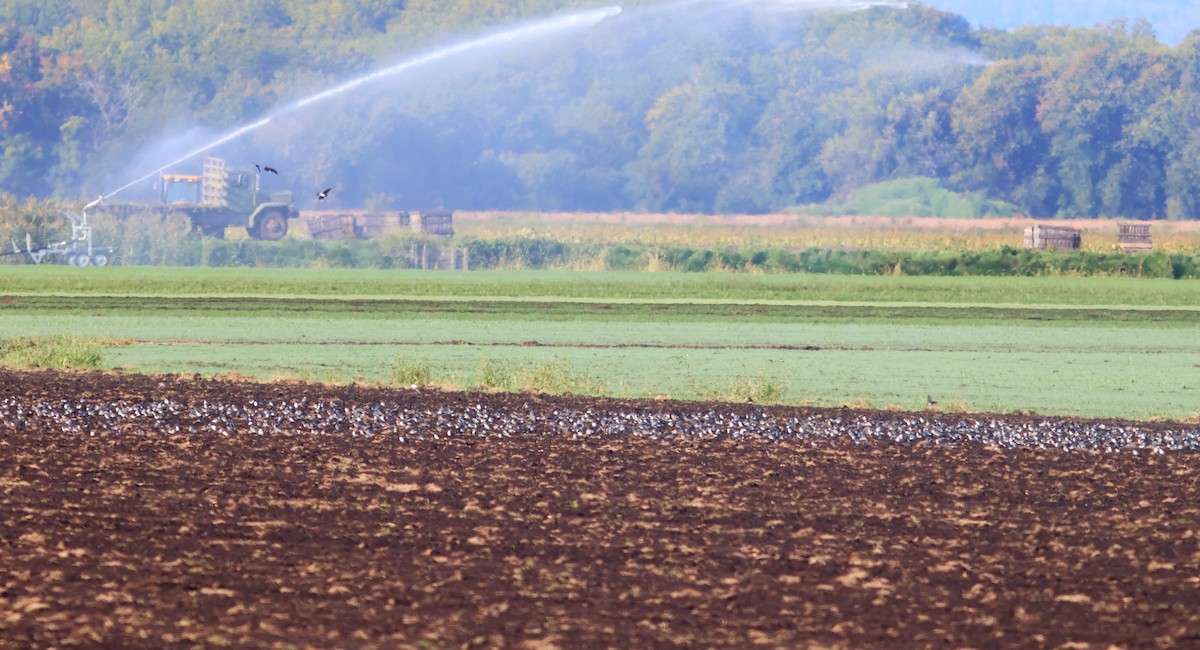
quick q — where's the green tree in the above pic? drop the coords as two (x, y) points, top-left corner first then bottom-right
(1129, 33), (1200, 220)
(951, 57), (1057, 215)
(626, 57), (756, 212)
(1037, 33), (1166, 217)
(0, 26), (55, 196)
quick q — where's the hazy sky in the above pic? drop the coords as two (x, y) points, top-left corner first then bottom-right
(924, 0), (1199, 45)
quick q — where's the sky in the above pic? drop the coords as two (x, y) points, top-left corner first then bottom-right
(924, 0), (1200, 45)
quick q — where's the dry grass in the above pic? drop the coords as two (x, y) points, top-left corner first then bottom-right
(451, 211), (1200, 253)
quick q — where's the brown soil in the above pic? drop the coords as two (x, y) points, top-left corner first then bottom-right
(1, 370), (1198, 649)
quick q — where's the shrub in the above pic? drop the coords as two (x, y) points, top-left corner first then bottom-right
(720, 373), (787, 404)
(605, 245), (643, 271)
(515, 357), (601, 394)
(389, 357), (435, 387)
(842, 177), (1019, 218)
(476, 359), (516, 391)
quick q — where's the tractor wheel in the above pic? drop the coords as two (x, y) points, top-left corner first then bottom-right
(92, 252), (109, 267)
(254, 211), (288, 241)
(161, 212), (192, 236)
(74, 253), (91, 267)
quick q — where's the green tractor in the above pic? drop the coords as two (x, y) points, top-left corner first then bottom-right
(95, 157), (299, 240)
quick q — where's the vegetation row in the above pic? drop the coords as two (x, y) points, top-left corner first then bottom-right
(2, 200), (1195, 278)
(5, 232), (1197, 280)
(0, 336), (789, 406)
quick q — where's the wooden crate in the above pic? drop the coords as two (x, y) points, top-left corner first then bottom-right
(411, 210), (454, 237)
(306, 212), (408, 240)
(1118, 222), (1152, 253)
(305, 213), (357, 240)
(1024, 224), (1081, 251)
(306, 211), (450, 240)
(354, 213), (388, 239)
(201, 157), (226, 206)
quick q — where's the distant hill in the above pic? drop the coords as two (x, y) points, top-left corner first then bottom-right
(5, 0), (1200, 219)
(926, 0), (1199, 44)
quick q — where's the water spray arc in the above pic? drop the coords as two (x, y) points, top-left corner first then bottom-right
(91, 6), (623, 208)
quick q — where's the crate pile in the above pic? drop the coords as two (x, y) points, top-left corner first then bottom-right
(305, 211), (453, 241)
(1117, 222), (1152, 253)
(1023, 224), (1081, 251)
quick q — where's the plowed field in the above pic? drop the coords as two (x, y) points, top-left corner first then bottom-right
(2, 369), (1199, 648)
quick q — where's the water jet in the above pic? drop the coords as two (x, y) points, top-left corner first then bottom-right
(97, 6), (622, 205)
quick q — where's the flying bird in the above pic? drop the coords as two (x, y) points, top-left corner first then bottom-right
(317, 188), (332, 201)
(263, 165), (278, 174)
(255, 164), (261, 172)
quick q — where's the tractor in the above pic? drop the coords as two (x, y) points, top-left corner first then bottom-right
(92, 157), (299, 240)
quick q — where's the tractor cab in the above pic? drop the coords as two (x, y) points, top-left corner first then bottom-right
(161, 173), (202, 204)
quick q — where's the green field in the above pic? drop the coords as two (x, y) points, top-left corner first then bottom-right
(2, 266), (1198, 419)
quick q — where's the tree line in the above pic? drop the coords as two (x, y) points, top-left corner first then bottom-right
(2, 0), (1200, 219)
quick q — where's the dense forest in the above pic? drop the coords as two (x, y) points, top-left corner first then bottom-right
(2, 0), (1200, 219)
(931, 0), (1199, 47)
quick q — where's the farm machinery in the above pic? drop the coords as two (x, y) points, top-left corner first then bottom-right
(4, 209), (111, 267)
(87, 157), (300, 240)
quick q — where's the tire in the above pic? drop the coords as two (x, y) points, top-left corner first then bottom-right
(64, 253), (78, 266)
(74, 253), (91, 267)
(92, 252), (109, 267)
(254, 211), (288, 241)
(161, 212), (192, 236)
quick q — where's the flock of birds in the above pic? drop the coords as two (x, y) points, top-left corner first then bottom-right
(254, 163), (332, 203)
(1, 391), (1197, 454)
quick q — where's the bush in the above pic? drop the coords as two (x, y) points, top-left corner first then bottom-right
(389, 357), (435, 387)
(834, 177), (1020, 218)
(460, 236), (572, 269)
(476, 359), (516, 391)
(515, 357), (601, 394)
(605, 245), (643, 271)
(723, 373), (786, 404)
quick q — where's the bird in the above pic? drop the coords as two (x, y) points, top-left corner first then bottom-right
(317, 188), (332, 201)
(927, 395), (938, 406)
(255, 164), (261, 172)
(263, 165), (278, 174)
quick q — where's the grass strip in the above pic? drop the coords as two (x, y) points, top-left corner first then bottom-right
(3, 267), (1200, 306)
(2, 294), (1198, 325)
(0, 336), (122, 370)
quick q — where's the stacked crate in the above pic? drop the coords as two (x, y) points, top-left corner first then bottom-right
(1118, 222), (1152, 253)
(1023, 224), (1081, 251)
(411, 210), (454, 237)
(201, 157), (226, 207)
